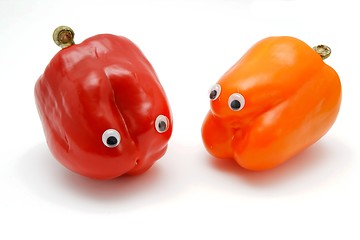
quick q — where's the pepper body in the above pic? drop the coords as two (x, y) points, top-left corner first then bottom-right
(35, 34), (172, 179)
(202, 36), (341, 170)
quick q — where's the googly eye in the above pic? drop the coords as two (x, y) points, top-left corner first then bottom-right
(155, 115), (169, 133)
(209, 84), (221, 101)
(228, 93), (245, 111)
(102, 129), (121, 148)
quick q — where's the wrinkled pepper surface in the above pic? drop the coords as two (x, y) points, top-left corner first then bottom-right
(35, 27), (172, 179)
(202, 36), (341, 171)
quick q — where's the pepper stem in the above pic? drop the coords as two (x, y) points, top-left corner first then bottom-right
(313, 44), (331, 60)
(53, 26), (75, 48)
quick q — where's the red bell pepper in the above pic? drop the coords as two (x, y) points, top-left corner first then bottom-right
(35, 26), (172, 179)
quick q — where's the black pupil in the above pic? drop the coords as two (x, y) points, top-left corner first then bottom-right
(209, 90), (217, 100)
(106, 136), (118, 146)
(158, 121), (167, 132)
(230, 100), (241, 110)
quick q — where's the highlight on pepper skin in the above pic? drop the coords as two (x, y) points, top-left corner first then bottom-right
(35, 27), (173, 180)
(201, 36), (341, 171)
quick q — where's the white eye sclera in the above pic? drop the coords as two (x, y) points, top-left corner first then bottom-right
(228, 93), (245, 111)
(209, 84), (221, 101)
(155, 115), (169, 133)
(102, 129), (121, 148)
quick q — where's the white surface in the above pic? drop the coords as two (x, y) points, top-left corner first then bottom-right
(0, 0), (359, 239)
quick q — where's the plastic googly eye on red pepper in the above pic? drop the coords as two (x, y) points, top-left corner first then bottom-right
(35, 26), (173, 179)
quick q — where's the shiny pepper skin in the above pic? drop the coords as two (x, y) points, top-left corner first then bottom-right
(35, 32), (172, 179)
(202, 36), (341, 171)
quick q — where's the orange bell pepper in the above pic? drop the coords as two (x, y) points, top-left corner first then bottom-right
(201, 36), (341, 171)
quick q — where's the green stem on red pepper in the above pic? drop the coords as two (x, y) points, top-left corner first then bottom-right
(53, 26), (75, 48)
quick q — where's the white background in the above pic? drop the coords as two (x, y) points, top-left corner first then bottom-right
(1, 0), (359, 239)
